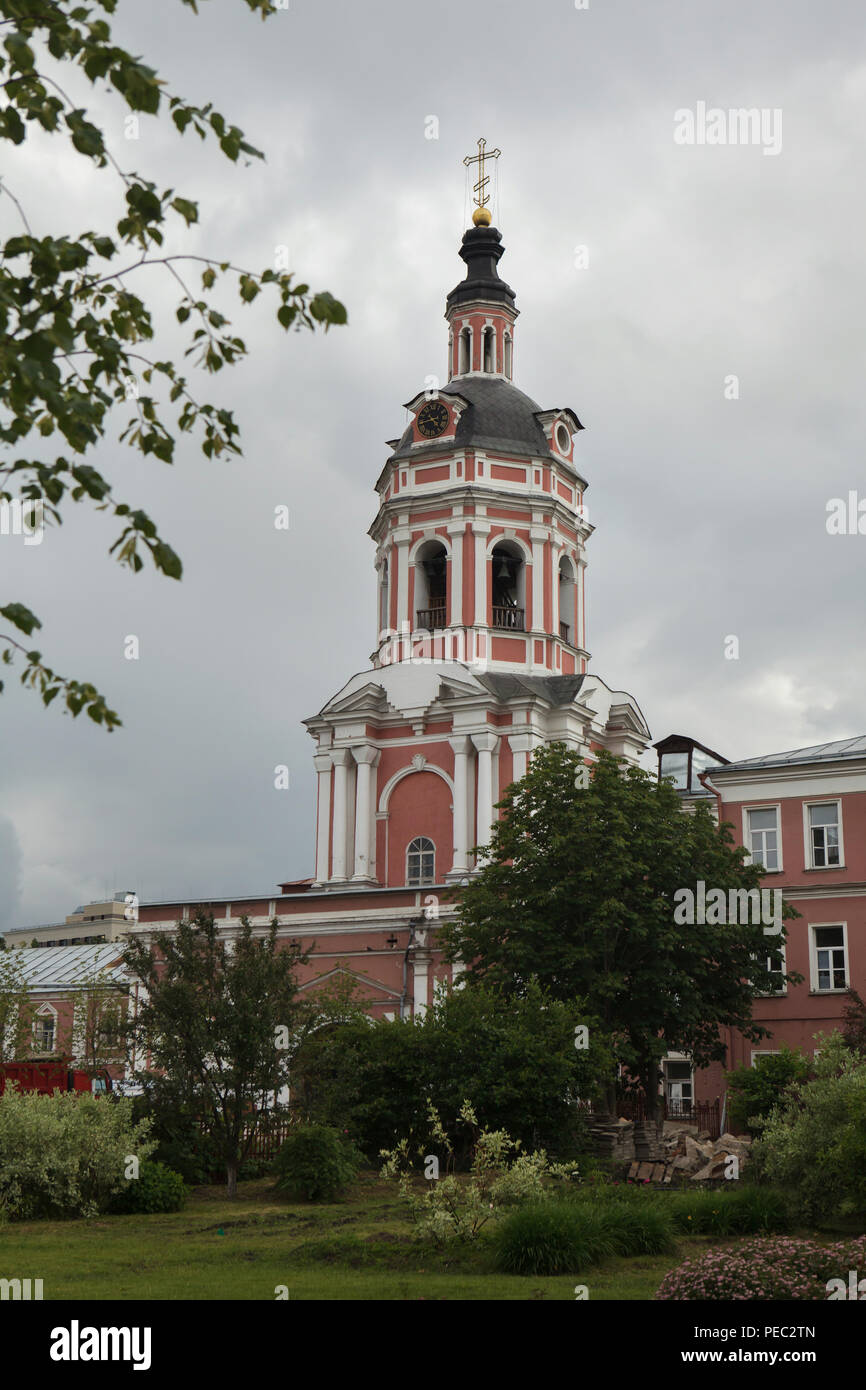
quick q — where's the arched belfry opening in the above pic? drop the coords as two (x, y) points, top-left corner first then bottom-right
(491, 541), (525, 631)
(482, 326), (495, 373)
(558, 555), (576, 644)
(458, 327), (471, 376)
(415, 540), (448, 631)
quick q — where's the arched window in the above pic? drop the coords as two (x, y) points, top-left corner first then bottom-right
(447, 331), (453, 381)
(503, 332), (513, 379)
(491, 541), (525, 630)
(414, 539), (448, 631)
(558, 555), (576, 644)
(407, 836), (435, 886)
(458, 328), (471, 375)
(482, 326), (495, 373)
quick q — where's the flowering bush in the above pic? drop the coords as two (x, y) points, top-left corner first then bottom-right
(380, 1099), (576, 1244)
(655, 1235), (866, 1300)
(0, 1087), (154, 1221)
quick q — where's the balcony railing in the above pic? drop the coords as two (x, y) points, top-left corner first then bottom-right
(416, 607), (446, 631)
(492, 606), (525, 631)
(559, 621), (570, 643)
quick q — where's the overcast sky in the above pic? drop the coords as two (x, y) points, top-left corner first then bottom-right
(2, 0), (865, 932)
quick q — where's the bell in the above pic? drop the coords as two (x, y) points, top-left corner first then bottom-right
(495, 557), (512, 581)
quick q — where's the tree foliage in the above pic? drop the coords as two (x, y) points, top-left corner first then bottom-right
(441, 745), (800, 1116)
(725, 1045), (812, 1135)
(122, 911), (309, 1196)
(0, 0), (346, 727)
(291, 977), (605, 1160)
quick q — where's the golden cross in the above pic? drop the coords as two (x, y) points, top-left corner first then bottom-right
(463, 137), (501, 210)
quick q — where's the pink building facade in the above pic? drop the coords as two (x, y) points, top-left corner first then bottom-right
(656, 735), (866, 1120)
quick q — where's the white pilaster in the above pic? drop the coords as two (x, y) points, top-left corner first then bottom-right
(471, 731), (500, 852)
(330, 748), (352, 882)
(447, 521), (465, 628)
(472, 520), (491, 628)
(394, 527), (411, 632)
(351, 746), (381, 881)
(530, 524), (547, 632)
(447, 735), (472, 877)
(312, 753), (332, 885)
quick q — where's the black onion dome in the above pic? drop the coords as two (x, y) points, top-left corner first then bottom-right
(391, 375), (550, 461)
(445, 225), (516, 312)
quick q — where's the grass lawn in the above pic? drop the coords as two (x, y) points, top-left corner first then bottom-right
(0, 1173), (701, 1301)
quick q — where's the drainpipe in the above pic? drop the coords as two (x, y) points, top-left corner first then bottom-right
(698, 770), (723, 824)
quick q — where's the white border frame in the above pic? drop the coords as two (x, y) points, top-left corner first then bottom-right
(802, 797), (844, 870)
(742, 801), (783, 872)
(809, 919), (849, 993)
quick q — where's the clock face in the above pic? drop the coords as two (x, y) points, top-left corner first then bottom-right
(416, 400), (450, 439)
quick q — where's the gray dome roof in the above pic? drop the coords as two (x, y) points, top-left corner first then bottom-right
(391, 375), (550, 461)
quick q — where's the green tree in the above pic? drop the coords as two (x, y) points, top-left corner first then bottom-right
(0, 0), (346, 728)
(840, 988), (866, 1056)
(725, 1045), (812, 1135)
(751, 1033), (866, 1219)
(122, 911), (309, 1196)
(69, 966), (126, 1079)
(0, 944), (36, 1059)
(442, 745), (800, 1120)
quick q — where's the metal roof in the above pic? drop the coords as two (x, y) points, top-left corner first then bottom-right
(8, 944), (128, 989)
(712, 735), (866, 773)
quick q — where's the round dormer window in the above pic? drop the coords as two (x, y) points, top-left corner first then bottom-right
(555, 422), (571, 454)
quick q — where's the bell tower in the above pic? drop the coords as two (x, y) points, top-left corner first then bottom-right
(304, 146), (650, 892)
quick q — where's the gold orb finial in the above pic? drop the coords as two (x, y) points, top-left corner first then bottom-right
(472, 205), (492, 227)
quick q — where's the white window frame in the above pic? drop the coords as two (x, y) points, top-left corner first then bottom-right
(33, 1003), (57, 1054)
(803, 798), (844, 870)
(743, 802), (783, 872)
(809, 921), (849, 993)
(756, 940), (787, 997)
(750, 1049), (781, 1067)
(406, 836), (435, 887)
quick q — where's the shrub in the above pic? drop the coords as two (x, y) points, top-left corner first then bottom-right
(380, 1099), (577, 1245)
(751, 1034), (866, 1219)
(666, 1186), (790, 1236)
(274, 1124), (361, 1202)
(656, 1235), (866, 1300)
(0, 1087), (154, 1221)
(493, 1199), (675, 1275)
(110, 1160), (187, 1214)
(725, 1045), (811, 1135)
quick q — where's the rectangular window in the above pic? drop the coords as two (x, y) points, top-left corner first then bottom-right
(813, 925), (847, 991)
(751, 1050), (781, 1067)
(35, 1017), (55, 1052)
(747, 807), (780, 870)
(758, 945), (786, 995)
(659, 752), (688, 789)
(807, 802), (841, 868)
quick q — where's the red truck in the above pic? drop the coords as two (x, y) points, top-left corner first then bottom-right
(0, 1059), (113, 1096)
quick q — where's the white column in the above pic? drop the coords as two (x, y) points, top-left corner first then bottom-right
(577, 558), (587, 650)
(472, 731), (500, 852)
(394, 528), (411, 633)
(351, 746), (380, 881)
(312, 753), (332, 885)
(447, 521), (464, 628)
(448, 736), (471, 877)
(508, 733), (530, 782)
(330, 748), (351, 882)
(472, 520), (491, 628)
(530, 524), (547, 632)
